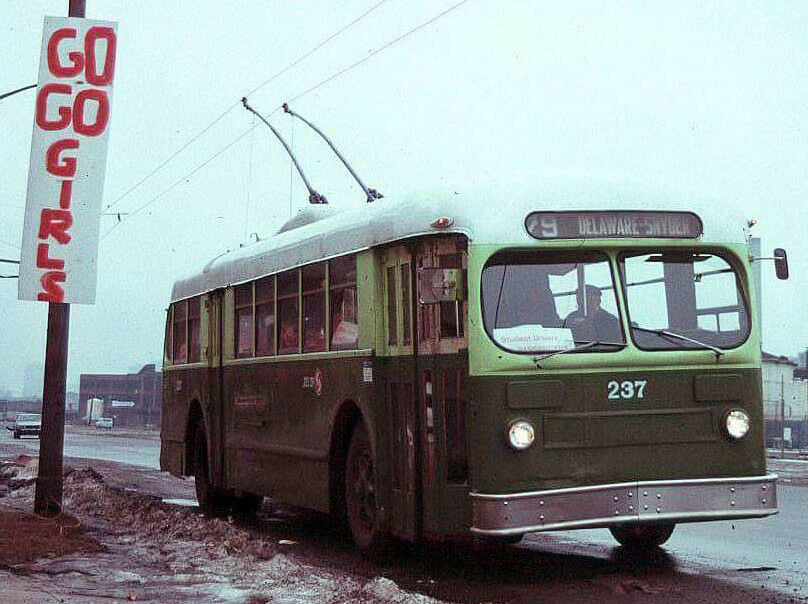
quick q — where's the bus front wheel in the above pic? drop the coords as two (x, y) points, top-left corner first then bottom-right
(193, 422), (230, 517)
(345, 423), (386, 553)
(609, 523), (675, 548)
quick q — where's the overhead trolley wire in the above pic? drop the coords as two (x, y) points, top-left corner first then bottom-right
(243, 0), (391, 99)
(105, 0), (473, 238)
(101, 127), (254, 240)
(104, 0), (390, 214)
(286, 0), (473, 105)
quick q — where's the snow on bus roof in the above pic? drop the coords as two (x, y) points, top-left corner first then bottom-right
(170, 181), (747, 302)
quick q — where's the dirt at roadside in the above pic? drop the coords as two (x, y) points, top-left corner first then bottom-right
(0, 509), (103, 567)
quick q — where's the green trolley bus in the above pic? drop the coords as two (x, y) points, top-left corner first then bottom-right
(161, 184), (781, 551)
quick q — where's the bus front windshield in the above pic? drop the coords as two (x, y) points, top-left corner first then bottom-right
(481, 251), (625, 353)
(620, 251), (750, 351)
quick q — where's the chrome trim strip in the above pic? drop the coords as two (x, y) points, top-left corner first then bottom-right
(471, 509), (779, 536)
(470, 474), (778, 500)
(470, 474), (779, 536)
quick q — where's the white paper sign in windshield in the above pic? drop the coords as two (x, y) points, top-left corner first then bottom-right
(493, 325), (575, 352)
(18, 16), (118, 305)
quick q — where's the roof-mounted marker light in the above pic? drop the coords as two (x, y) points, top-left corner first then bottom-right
(431, 216), (453, 229)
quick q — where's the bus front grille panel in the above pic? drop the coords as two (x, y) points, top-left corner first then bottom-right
(542, 408), (715, 449)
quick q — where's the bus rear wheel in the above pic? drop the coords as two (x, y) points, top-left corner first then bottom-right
(610, 523), (675, 548)
(193, 421), (230, 517)
(232, 492), (263, 517)
(345, 423), (386, 553)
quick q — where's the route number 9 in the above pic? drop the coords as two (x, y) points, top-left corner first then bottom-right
(607, 380), (647, 400)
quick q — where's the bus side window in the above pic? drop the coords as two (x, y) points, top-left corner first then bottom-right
(278, 270), (300, 355)
(234, 284), (253, 358)
(188, 296), (201, 362)
(329, 255), (358, 350)
(303, 264), (326, 353)
(386, 266), (398, 345)
(256, 276), (275, 356)
(401, 263), (411, 345)
(439, 253), (464, 339)
(443, 368), (468, 484)
(173, 300), (188, 364)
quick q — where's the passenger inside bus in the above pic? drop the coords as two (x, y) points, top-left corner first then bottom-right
(563, 285), (621, 342)
(330, 290), (358, 349)
(279, 322), (298, 354)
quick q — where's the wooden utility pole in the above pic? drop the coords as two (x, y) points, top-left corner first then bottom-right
(33, 0), (84, 517)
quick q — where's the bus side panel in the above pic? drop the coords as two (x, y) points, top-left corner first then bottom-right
(223, 354), (373, 513)
(159, 368), (185, 476)
(159, 365), (217, 478)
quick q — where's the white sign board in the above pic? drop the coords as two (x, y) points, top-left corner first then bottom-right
(493, 325), (575, 352)
(18, 16), (118, 305)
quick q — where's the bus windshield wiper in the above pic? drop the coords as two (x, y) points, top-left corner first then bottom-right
(631, 326), (725, 358)
(533, 340), (625, 365)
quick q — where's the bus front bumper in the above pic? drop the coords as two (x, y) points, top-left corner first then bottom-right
(470, 474), (778, 536)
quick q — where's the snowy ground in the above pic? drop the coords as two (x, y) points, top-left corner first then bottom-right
(0, 456), (439, 603)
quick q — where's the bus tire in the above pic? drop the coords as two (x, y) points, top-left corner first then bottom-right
(232, 493), (263, 518)
(345, 422), (387, 554)
(193, 421), (230, 517)
(610, 523), (675, 548)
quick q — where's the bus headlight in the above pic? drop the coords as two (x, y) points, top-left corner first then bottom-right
(508, 420), (535, 450)
(724, 409), (751, 440)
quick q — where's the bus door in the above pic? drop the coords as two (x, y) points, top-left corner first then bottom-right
(221, 283), (274, 496)
(206, 290), (227, 489)
(415, 236), (471, 539)
(382, 246), (418, 540)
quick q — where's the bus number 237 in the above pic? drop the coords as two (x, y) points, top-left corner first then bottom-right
(607, 380), (647, 400)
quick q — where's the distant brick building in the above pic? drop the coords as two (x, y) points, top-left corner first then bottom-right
(78, 364), (161, 427)
(762, 351), (808, 448)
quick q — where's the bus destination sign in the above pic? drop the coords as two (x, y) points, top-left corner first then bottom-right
(525, 211), (703, 240)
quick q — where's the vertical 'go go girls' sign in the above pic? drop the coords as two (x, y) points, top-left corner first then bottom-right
(18, 16), (118, 305)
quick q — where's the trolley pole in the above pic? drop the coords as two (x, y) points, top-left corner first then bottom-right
(33, 0), (84, 517)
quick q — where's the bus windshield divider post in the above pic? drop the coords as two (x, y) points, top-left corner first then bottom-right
(241, 97), (327, 204)
(283, 102), (382, 203)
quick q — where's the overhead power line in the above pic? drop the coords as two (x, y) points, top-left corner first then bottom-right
(104, 0), (390, 214)
(287, 0), (473, 105)
(243, 0), (390, 99)
(0, 83), (36, 102)
(101, 127), (254, 241)
(105, 0), (473, 238)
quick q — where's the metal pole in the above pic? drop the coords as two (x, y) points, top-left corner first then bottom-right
(33, 0), (83, 517)
(780, 373), (785, 459)
(0, 83), (37, 102)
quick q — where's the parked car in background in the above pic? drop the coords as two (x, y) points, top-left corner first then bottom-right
(94, 417), (113, 430)
(7, 413), (42, 439)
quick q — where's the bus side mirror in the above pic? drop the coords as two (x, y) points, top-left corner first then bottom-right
(418, 268), (465, 303)
(774, 248), (789, 280)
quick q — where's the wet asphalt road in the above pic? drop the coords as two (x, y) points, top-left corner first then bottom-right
(532, 485), (808, 596)
(3, 428), (807, 600)
(3, 425), (159, 468)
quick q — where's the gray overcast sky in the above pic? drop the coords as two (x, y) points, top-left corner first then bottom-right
(1, 1), (806, 395)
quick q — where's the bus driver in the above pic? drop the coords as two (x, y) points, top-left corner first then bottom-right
(563, 284), (621, 342)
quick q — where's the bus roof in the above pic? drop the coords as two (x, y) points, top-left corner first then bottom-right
(171, 182), (748, 302)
